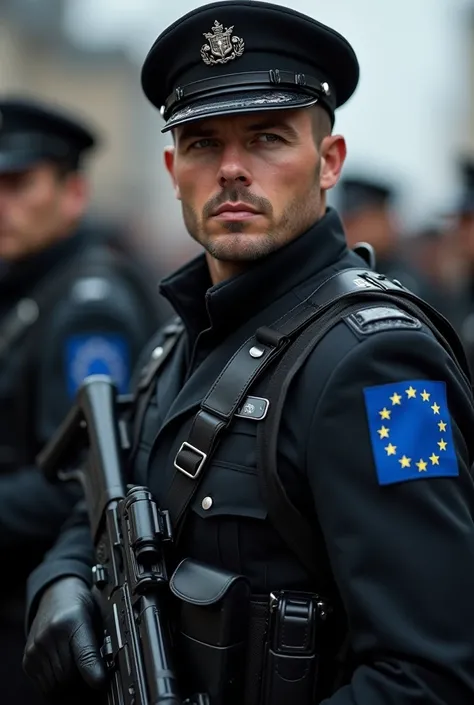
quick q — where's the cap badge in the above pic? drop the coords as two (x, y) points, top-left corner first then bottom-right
(201, 20), (245, 65)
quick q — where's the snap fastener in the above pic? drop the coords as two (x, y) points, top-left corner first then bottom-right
(201, 496), (213, 510)
(151, 346), (164, 359)
(249, 346), (264, 358)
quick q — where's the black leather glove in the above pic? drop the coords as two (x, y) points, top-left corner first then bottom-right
(23, 576), (107, 697)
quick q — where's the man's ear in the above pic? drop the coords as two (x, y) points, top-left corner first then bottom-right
(164, 145), (180, 199)
(319, 134), (347, 191)
(62, 172), (89, 221)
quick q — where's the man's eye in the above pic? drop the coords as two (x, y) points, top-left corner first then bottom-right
(190, 138), (216, 149)
(255, 133), (283, 143)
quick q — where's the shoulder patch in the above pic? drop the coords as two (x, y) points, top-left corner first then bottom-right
(344, 306), (421, 337)
(65, 333), (130, 398)
(364, 379), (458, 485)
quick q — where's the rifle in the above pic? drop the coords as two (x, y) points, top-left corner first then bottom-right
(37, 373), (209, 705)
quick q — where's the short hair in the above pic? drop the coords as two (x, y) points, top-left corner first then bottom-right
(310, 105), (332, 147)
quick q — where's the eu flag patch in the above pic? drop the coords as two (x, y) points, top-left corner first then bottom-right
(65, 334), (130, 398)
(363, 380), (458, 486)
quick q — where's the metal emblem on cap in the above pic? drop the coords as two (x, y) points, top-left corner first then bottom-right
(201, 20), (245, 65)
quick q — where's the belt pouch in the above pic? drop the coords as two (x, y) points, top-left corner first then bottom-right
(170, 558), (251, 705)
(260, 591), (324, 705)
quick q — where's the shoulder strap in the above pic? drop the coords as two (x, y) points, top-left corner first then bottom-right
(255, 285), (470, 584)
(257, 298), (377, 589)
(128, 317), (185, 464)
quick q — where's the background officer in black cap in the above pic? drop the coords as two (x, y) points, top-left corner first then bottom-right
(22, 3), (474, 704)
(337, 174), (447, 311)
(0, 95), (165, 704)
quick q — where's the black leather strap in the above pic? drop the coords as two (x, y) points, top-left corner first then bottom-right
(256, 300), (375, 586)
(128, 319), (184, 464)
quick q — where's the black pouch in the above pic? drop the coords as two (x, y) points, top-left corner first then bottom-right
(169, 558), (251, 705)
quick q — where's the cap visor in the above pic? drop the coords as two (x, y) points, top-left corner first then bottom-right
(162, 90), (318, 132)
(0, 151), (44, 174)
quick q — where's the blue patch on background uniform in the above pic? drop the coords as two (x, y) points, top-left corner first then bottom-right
(65, 334), (130, 398)
(363, 380), (458, 486)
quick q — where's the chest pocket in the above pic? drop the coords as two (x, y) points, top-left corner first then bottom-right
(189, 417), (267, 522)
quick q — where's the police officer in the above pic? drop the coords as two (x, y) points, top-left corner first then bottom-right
(448, 157), (474, 350)
(338, 174), (448, 311)
(22, 3), (474, 704)
(0, 96), (165, 703)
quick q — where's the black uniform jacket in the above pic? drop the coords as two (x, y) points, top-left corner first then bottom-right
(0, 226), (161, 594)
(27, 209), (474, 704)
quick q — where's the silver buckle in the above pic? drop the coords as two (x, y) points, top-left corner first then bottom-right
(174, 442), (207, 479)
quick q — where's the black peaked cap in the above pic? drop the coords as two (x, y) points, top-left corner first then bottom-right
(141, 0), (360, 132)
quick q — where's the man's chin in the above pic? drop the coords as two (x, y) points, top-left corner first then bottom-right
(206, 231), (276, 262)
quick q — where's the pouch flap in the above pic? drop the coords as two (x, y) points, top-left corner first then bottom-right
(169, 558), (250, 606)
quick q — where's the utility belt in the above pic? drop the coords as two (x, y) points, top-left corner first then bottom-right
(170, 559), (334, 705)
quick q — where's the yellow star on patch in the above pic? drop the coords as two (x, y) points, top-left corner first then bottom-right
(406, 386), (417, 398)
(416, 459), (428, 472)
(421, 390), (430, 402)
(431, 403), (440, 415)
(399, 455), (411, 468)
(378, 426), (389, 439)
(385, 443), (397, 456)
(379, 407), (391, 420)
(429, 453), (440, 465)
(438, 421), (447, 432)
(390, 393), (402, 406)
(438, 439), (447, 451)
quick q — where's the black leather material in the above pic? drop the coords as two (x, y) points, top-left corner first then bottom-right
(170, 559), (251, 705)
(164, 68), (333, 118)
(170, 558), (250, 606)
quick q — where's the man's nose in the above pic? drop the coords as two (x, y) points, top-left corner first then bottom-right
(217, 144), (252, 188)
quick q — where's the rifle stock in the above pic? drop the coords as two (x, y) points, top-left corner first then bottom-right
(37, 374), (209, 705)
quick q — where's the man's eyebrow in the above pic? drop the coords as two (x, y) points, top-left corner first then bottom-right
(245, 120), (298, 139)
(177, 124), (217, 141)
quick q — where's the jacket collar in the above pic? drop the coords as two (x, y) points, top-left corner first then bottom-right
(160, 207), (349, 341)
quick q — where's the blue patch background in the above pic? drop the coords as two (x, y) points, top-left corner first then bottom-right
(65, 333), (130, 398)
(363, 379), (458, 486)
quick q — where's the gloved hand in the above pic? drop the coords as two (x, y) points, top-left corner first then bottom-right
(23, 576), (107, 696)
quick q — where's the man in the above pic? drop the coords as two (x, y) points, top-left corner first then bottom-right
(338, 174), (448, 312)
(0, 96), (165, 703)
(448, 156), (474, 348)
(23, 3), (474, 704)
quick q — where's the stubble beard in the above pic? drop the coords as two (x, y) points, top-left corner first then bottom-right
(182, 169), (322, 263)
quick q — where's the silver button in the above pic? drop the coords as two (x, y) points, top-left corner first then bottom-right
(151, 346), (164, 359)
(249, 346), (264, 358)
(16, 298), (39, 324)
(201, 496), (213, 510)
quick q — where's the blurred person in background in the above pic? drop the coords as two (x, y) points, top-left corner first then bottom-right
(0, 95), (165, 704)
(338, 174), (447, 312)
(447, 155), (474, 365)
